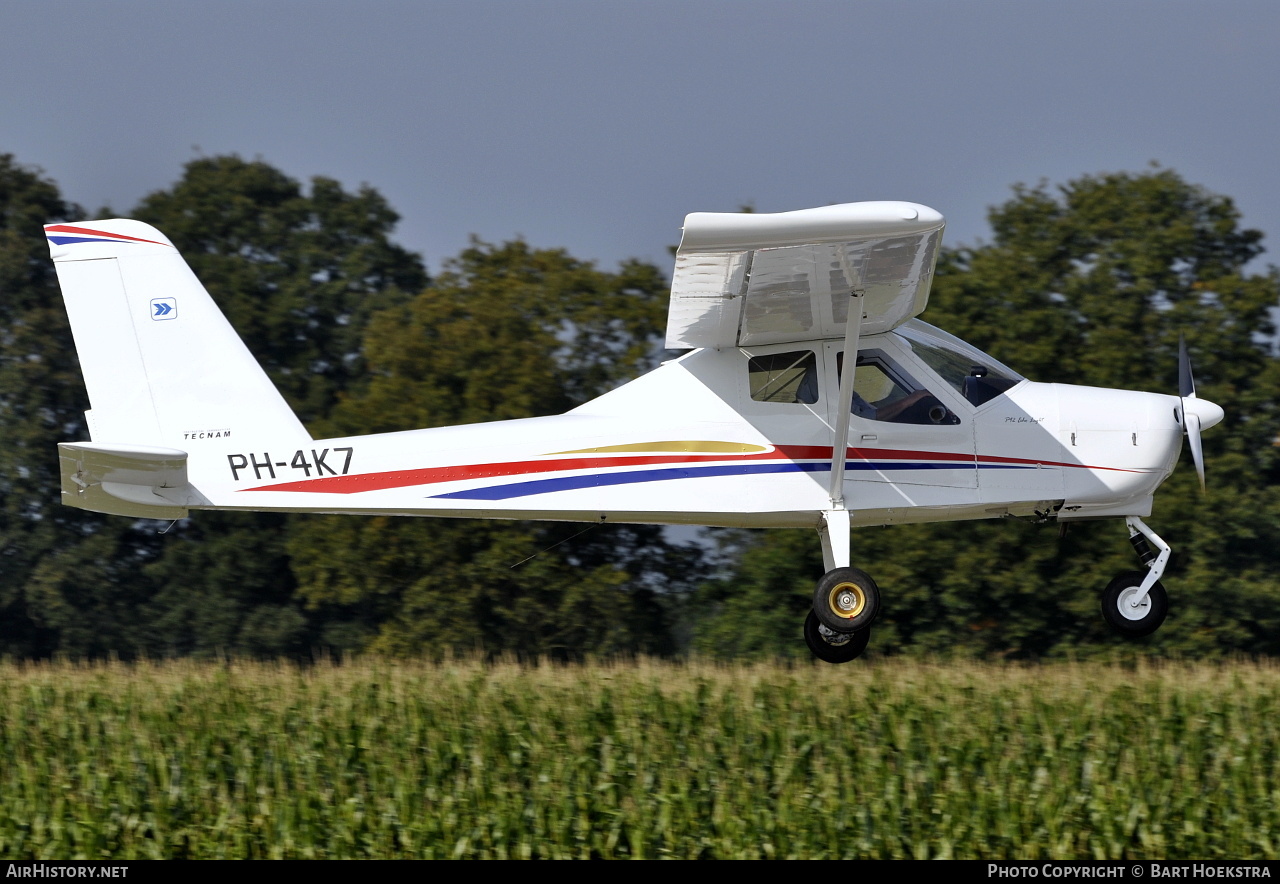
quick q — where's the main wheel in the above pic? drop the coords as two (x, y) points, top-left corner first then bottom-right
(813, 567), (881, 633)
(804, 610), (871, 663)
(1101, 571), (1169, 637)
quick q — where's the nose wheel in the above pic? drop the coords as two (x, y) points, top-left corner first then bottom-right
(1101, 571), (1169, 636)
(1100, 517), (1172, 637)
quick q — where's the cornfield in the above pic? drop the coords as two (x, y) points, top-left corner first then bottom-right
(0, 657), (1277, 859)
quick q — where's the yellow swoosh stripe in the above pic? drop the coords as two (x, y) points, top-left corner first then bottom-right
(544, 441), (768, 456)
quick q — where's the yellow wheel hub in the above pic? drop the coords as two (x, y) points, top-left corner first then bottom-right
(827, 582), (866, 620)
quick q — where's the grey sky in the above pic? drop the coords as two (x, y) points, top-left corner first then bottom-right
(4, 1), (1278, 275)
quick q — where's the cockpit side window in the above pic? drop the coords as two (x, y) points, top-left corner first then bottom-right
(837, 350), (960, 425)
(748, 350), (819, 404)
(896, 320), (1023, 408)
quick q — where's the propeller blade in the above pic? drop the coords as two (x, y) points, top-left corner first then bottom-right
(1178, 336), (1196, 399)
(1178, 335), (1211, 492)
(1185, 412), (1206, 493)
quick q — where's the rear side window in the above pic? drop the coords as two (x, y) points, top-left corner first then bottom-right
(748, 350), (819, 403)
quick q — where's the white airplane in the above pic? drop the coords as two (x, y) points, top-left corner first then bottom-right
(45, 202), (1224, 662)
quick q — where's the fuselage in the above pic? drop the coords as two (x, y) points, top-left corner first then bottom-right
(183, 321), (1185, 530)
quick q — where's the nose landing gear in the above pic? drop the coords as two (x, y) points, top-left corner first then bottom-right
(1101, 516), (1171, 637)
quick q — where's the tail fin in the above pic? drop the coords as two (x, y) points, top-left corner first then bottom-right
(45, 220), (309, 450)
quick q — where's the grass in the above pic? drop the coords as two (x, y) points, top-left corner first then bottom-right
(0, 656), (1277, 858)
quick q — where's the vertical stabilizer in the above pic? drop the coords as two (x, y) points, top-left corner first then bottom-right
(45, 221), (309, 451)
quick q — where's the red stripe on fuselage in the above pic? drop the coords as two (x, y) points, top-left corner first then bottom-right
(238, 444), (1143, 495)
(242, 447), (820, 494)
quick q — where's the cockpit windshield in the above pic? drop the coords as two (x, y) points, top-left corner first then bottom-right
(895, 320), (1023, 408)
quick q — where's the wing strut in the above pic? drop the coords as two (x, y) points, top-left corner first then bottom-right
(827, 290), (865, 509)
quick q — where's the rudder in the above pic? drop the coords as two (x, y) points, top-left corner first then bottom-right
(46, 220), (309, 452)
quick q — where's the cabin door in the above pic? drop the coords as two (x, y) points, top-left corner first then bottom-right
(821, 340), (978, 495)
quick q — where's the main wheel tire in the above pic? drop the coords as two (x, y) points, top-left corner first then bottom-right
(1101, 571), (1169, 637)
(813, 567), (881, 633)
(804, 610), (871, 663)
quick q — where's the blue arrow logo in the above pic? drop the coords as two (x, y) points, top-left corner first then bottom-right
(150, 298), (177, 321)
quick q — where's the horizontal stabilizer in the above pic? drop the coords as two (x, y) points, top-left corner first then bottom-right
(58, 442), (207, 519)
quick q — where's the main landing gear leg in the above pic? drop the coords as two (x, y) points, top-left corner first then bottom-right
(1100, 516), (1171, 637)
(819, 509), (850, 572)
(805, 510), (880, 663)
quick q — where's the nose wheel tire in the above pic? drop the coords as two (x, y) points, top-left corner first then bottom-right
(1101, 571), (1169, 637)
(804, 611), (871, 663)
(813, 567), (880, 634)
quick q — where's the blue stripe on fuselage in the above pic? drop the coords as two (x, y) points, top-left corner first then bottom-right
(430, 460), (1036, 501)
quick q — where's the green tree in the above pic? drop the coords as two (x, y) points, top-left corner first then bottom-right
(694, 168), (1280, 659)
(132, 155), (427, 426)
(0, 156), (171, 657)
(0, 154), (96, 655)
(5, 154), (695, 660)
(289, 240), (702, 657)
(0, 156), (431, 659)
(124, 157), (431, 658)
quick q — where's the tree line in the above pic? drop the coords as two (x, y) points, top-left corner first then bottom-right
(1, 153), (1276, 660)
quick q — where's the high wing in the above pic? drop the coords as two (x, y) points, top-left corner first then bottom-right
(665, 201), (945, 349)
(665, 201), (946, 528)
